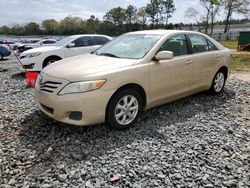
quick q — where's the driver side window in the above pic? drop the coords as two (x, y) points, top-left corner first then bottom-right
(72, 37), (93, 47)
(158, 34), (188, 57)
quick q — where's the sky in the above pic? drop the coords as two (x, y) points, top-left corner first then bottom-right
(0, 0), (247, 26)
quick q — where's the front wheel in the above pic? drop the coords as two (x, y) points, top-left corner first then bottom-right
(106, 89), (143, 130)
(43, 57), (61, 68)
(210, 71), (226, 95)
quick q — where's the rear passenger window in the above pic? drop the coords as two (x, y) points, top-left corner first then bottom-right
(189, 34), (209, 53)
(94, 37), (109, 45)
(158, 34), (188, 57)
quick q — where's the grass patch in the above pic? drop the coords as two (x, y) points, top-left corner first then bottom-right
(232, 53), (250, 71)
(218, 40), (238, 49)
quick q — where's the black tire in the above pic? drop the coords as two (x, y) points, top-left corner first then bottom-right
(209, 70), (226, 95)
(43, 57), (61, 68)
(0, 53), (3, 61)
(106, 88), (143, 130)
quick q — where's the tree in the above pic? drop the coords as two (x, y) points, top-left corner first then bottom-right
(200, 0), (221, 34)
(42, 19), (59, 35)
(185, 7), (202, 31)
(137, 6), (148, 26)
(145, 0), (161, 27)
(222, 0), (250, 33)
(86, 15), (100, 33)
(126, 5), (137, 25)
(58, 16), (84, 35)
(24, 22), (40, 35)
(161, 0), (176, 25)
(103, 7), (126, 26)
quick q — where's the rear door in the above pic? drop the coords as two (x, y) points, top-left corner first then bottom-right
(187, 34), (220, 88)
(64, 36), (95, 58)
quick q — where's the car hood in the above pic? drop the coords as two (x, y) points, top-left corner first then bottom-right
(22, 46), (60, 54)
(43, 54), (138, 81)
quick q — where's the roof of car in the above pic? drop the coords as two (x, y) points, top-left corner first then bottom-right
(71, 34), (111, 38)
(128, 30), (202, 35)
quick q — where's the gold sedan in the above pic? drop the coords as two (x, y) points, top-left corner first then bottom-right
(35, 30), (233, 129)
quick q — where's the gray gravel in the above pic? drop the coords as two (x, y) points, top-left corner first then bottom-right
(0, 58), (250, 188)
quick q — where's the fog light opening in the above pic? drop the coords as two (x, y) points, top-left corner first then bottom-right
(69, 111), (82, 121)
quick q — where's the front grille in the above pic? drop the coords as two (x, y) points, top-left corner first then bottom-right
(39, 81), (62, 93)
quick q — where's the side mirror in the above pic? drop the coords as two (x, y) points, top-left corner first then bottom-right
(155, 51), (174, 61)
(67, 43), (75, 48)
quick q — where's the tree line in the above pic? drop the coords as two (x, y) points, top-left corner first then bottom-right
(0, 0), (249, 36)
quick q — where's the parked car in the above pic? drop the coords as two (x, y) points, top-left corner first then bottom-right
(0, 44), (11, 60)
(35, 30), (233, 130)
(0, 40), (22, 50)
(17, 39), (57, 52)
(20, 35), (112, 71)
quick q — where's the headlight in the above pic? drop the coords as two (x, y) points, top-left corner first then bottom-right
(24, 52), (42, 58)
(59, 80), (106, 95)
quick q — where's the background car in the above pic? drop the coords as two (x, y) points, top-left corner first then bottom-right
(35, 30), (233, 130)
(20, 34), (113, 71)
(0, 44), (12, 60)
(17, 39), (57, 52)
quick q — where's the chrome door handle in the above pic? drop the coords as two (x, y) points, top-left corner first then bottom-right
(185, 60), (192, 65)
(215, 54), (220, 58)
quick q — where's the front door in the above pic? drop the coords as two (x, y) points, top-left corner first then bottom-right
(64, 36), (95, 58)
(148, 34), (194, 106)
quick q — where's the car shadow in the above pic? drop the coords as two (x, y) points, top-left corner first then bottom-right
(17, 88), (236, 176)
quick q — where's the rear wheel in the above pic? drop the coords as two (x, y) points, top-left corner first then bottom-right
(43, 57), (61, 68)
(210, 70), (226, 95)
(106, 89), (143, 130)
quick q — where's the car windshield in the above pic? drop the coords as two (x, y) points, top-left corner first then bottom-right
(54, 36), (74, 47)
(95, 34), (163, 59)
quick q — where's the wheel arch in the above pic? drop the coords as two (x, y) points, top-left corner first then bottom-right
(43, 55), (62, 67)
(105, 83), (147, 120)
(217, 66), (228, 80)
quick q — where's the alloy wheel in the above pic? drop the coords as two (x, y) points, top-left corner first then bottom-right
(114, 95), (139, 125)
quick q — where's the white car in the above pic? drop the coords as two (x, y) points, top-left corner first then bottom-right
(24, 39), (57, 48)
(20, 35), (112, 71)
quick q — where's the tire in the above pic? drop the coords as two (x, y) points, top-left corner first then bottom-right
(43, 57), (61, 68)
(209, 70), (226, 95)
(0, 53), (3, 61)
(106, 88), (143, 130)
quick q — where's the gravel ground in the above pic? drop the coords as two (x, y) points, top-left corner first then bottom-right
(0, 58), (250, 188)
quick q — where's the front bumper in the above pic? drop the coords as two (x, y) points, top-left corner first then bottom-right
(35, 81), (115, 126)
(20, 56), (43, 71)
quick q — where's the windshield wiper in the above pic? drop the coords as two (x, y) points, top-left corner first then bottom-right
(99, 52), (120, 58)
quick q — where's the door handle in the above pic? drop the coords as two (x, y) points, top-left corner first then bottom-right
(215, 54), (220, 58)
(185, 60), (193, 65)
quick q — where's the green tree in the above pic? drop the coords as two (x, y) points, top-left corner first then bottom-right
(0, 25), (11, 35)
(42, 19), (59, 35)
(161, 0), (176, 25)
(103, 7), (126, 26)
(222, 0), (250, 33)
(24, 22), (40, 35)
(86, 15), (100, 33)
(145, 0), (161, 27)
(58, 16), (84, 35)
(126, 5), (137, 25)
